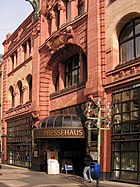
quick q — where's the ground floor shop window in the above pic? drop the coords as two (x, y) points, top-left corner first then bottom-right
(112, 85), (140, 183)
(7, 115), (32, 168)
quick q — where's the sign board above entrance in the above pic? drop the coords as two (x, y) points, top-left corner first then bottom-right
(34, 128), (85, 139)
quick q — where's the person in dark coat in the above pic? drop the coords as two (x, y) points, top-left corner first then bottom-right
(83, 148), (93, 183)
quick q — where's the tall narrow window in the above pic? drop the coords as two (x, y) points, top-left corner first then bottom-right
(29, 77), (32, 101)
(66, 0), (71, 22)
(26, 74), (32, 101)
(28, 39), (31, 56)
(10, 87), (15, 108)
(55, 73), (59, 91)
(11, 54), (14, 71)
(65, 55), (80, 87)
(78, 0), (84, 15)
(22, 43), (27, 61)
(9, 86), (15, 108)
(17, 81), (23, 105)
(119, 18), (140, 64)
(55, 5), (60, 30)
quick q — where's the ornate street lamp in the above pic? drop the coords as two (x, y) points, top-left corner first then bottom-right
(84, 98), (112, 164)
(84, 98), (112, 187)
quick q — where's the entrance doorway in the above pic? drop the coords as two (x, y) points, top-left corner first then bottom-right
(34, 138), (86, 176)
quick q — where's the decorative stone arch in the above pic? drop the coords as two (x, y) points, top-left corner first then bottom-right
(116, 12), (140, 39)
(46, 43), (87, 94)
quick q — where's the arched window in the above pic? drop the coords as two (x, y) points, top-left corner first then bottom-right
(9, 86), (15, 108)
(26, 74), (32, 101)
(119, 17), (140, 64)
(54, 51), (87, 92)
(28, 77), (32, 101)
(17, 81), (23, 104)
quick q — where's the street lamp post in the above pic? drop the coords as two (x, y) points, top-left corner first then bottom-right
(84, 98), (112, 186)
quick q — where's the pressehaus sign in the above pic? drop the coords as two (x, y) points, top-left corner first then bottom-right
(34, 128), (85, 139)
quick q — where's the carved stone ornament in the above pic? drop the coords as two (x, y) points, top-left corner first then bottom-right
(31, 111), (39, 119)
(32, 20), (41, 37)
(41, 0), (56, 17)
(47, 32), (67, 53)
(46, 0), (56, 11)
(58, 0), (65, 10)
(46, 26), (74, 53)
(41, 0), (65, 18)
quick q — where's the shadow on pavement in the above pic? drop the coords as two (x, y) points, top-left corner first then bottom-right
(64, 175), (84, 183)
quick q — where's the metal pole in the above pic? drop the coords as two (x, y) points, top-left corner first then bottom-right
(88, 128), (91, 148)
(96, 103), (101, 187)
(96, 179), (99, 187)
(97, 104), (101, 164)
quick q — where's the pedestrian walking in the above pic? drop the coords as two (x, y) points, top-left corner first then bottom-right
(83, 148), (93, 183)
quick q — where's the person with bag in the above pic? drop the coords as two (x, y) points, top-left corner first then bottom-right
(83, 148), (93, 183)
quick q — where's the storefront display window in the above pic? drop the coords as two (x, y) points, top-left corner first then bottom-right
(112, 85), (140, 183)
(7, 115), (32, 168)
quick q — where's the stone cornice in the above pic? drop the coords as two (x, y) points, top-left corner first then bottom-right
(5, 102), (32, 120)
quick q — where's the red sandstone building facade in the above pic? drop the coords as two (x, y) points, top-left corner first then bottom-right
(1, 0), (140, 184)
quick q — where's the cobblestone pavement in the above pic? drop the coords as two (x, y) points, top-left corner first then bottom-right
(0, 165), (139, 187)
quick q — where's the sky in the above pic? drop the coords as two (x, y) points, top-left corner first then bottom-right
(0, 0), (33, 54)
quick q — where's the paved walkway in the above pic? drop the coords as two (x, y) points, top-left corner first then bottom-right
(0, 164), (139, 187)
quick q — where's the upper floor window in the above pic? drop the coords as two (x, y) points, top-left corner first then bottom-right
(65, 55), (80, 87)
(9, 86), (15, 108)
(119, 18), (140, 64)
(28, 39), (31, 56)
(11, 54), (14, 71)
(17, 81), (23, 105)
(55, 73), (59, 91)
(10, 50), (18, 71)
(54, 4), (60, 30)
(66, 0), (71, 22)
(78, 0), (84, 15)
(53, 50), (87, 93)
(22, 38), (31, 62)
(22, 43), (27, 61)
(27, 75), (32, 101)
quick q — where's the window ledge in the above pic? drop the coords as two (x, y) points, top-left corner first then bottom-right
(8, 56), (32, 77)
(50, 81), (86, 99)
(115, 56), (140, 70)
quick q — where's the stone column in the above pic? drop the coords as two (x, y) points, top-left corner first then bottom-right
(26, 41), (30, 59)
(59, 63), (65, 90)
(21, 46), (24, 63)
(14, 52), (17, 68)
(58, 0), (66, 27)
(14, 91), (19, 107)
(50, 10), (57, 34)
(17, 47), (20, 66)
(22, 86), (28, 103)
(84, 0), (88, 12)
(70, 0), (77, 20)
(79, 52), (84, 82)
